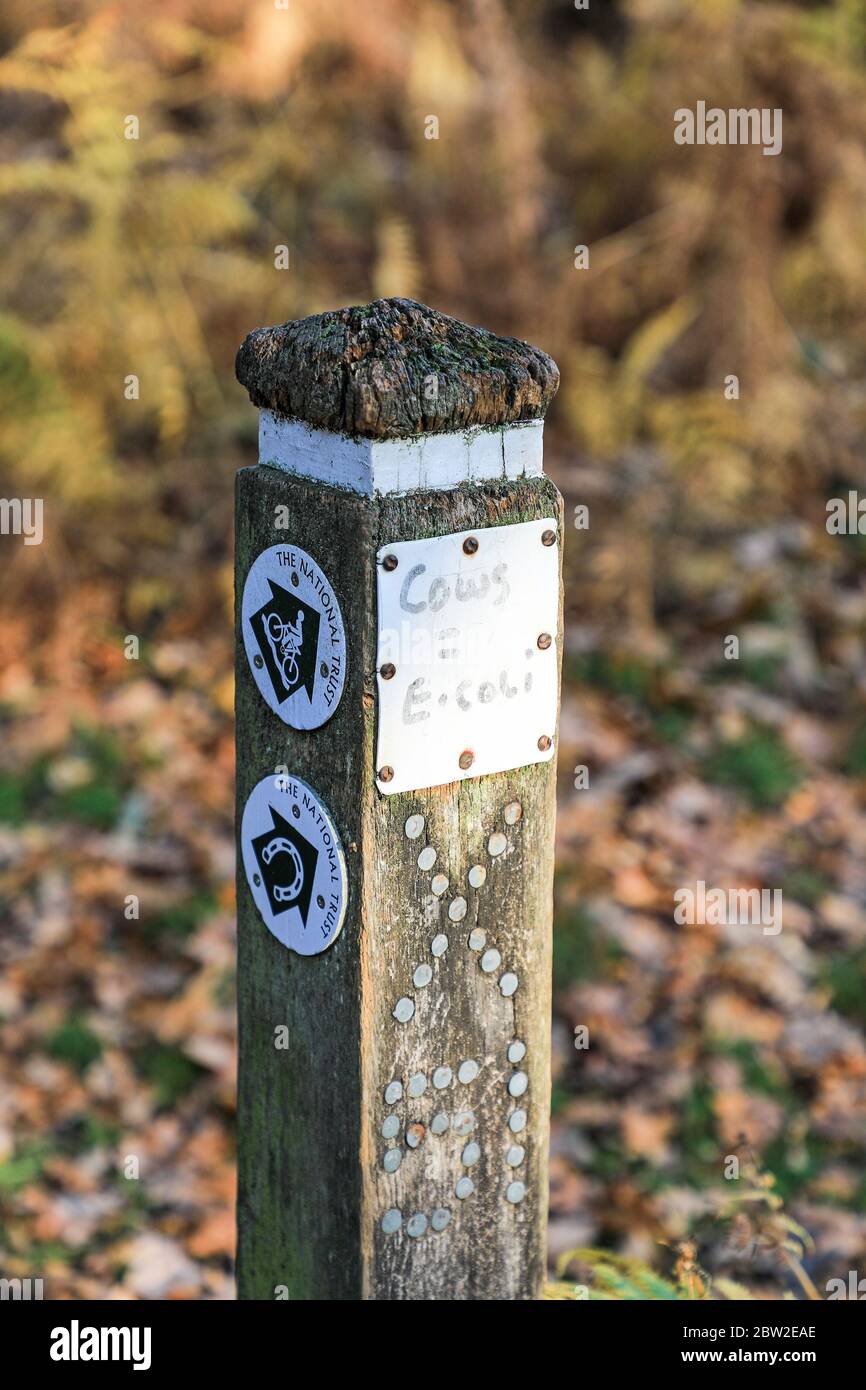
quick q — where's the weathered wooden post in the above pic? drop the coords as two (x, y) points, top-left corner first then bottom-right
(234, 298), (562, 1300)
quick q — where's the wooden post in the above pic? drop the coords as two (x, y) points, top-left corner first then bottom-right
(235, 298), (562, 1300)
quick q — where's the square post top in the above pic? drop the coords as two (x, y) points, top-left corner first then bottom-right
(235, 297), (559, 444)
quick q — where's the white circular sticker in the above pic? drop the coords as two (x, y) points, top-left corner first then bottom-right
(242, 544), (346, 728)
(242, 773), (348, 955)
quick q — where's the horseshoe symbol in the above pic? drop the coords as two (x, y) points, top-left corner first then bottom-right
(261, 836), (304, 902)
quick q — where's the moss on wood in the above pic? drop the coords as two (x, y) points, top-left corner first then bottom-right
(235, 297), (559, 440)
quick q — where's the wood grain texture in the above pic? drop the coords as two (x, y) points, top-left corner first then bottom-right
(236, 464), (563, 1300)
(235, 298), (559, 440)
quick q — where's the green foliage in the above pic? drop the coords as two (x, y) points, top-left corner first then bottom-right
(0, 726), (130, 830)
(0, 1142), (50, 1192)
(568, 650), (657, 703)
(843, 719), (866, 777)
(651, 707), (693, 744)
(822, 947), (866, 1023)
(143, 891), (217, 943)
(711, 653), (782, 691)
(133, 1042), (206, 1107)
(46, 1015), (103, 1074)
(709, 1041), (787, 1099)
(547, 1157), (818, 1301)
(781, 866), (834, 908)
(0, 771), (25, 825)
(553, 1248), (694, 1301)
(553, 903), (603, 991)
(702, 727), (803, 809)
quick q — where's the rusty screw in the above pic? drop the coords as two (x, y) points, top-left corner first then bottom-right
(378, 765), (394, 782)
(537, 735), (552, 752)
(380, 662), (396, 681)
(320, 661), (329, 678)
(382, 554), (398, 572)
(458, 750), (475, 771)
(541, 528), (557, 547)
(537, 632), (552, 650)
(462, 536), (479, 555)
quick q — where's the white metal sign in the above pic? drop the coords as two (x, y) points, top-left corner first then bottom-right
(375, 518), (559, 795)
(242, 544), (346, 729)
(241, 773), (348, 955)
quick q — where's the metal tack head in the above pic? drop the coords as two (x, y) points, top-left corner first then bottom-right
(406, 1213), (428, 1238)
(404, 813), (425, 840)
(380, 662), (396, 680)
(506, 1181), (526, 1204)
(458, 749), (475, 771)
(381, 1208), (402, 1234)
(541, 528), (557, 547)
(413, 963), (433, 989)
(507, 1040), (526, 1064)
(457, 1059), (479, 1084)
(379, 765), (395, 782)
(468, 864), (486, 889)
(488, 831), (507, 857)
(417, 845), (437, 871)
(508, 1108), (527, 1133)
(406, 1123), (425, 1149)
(431, 1207), (452, 1232)
(537, 632), (552, 651)
(461, 1141), (481, 1167)
(381, 1115), (400, 1140)
(431, 933), (448, 957)
(506, 1144), (526, 1167)
(382, 554), (398, 571)
(431, 874), (449, 896)
(508, 1070), (528, 1098)
(537, 735), (552, 752)
(384, 1080), (403, 1105)
(393, 997), (415, 1023)
(480, 948), (502, 974)
(468, 927), (486, 952)
(455, 1177), (475, 1200)
(408, 1071), (427, 1097)
(500, 972), (519, 997)
(462, 536), (479, 555)
(503, 801), (523, 826)
(452, 1110), (476, 1136)
(383, 1148), (402, 1173)
(448, 896), (467, 922)
(432, 1065), (453, 1090)
(430, 1112), (449, 1135)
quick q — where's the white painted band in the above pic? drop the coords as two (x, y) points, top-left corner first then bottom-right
(258, 411), (544, 497)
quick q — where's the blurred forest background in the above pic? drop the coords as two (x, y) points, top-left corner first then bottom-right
(1, 0), (866, 1300)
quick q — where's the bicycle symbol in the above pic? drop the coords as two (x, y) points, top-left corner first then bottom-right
(264, 610), (305, 693)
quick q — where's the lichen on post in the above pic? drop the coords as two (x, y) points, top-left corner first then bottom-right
(235, 297), (562, 1300)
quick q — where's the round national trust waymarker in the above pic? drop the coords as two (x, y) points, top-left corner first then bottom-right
(241, 774), (348, 956)
(242, 544), (346, 728)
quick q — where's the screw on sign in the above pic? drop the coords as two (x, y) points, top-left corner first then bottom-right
(234, 298), (562, 1300)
